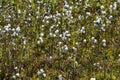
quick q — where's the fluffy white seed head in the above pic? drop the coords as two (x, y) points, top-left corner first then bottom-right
(58, 74), (62, 80)
(16, 73), (20, 77)
(43, 73), (46, 77)
(90, 78), (96, 80)
(102, 39), (106, 43)
(16, 26), (20, 32)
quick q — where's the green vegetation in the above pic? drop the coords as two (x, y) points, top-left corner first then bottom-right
(0, 0), (120, 80)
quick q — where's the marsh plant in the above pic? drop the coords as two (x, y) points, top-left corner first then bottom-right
(0, 0), (120, 80)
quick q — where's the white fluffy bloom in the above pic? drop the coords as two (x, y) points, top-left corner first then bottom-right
(90, 78), (96, 80)
(102, 39), (106, 47)
(102, 39), (106, 43)
(23, 40), (26, 45)
(53, 34), (56, 37)
(118, 54), (120, 57)
(29, 0), (32, 3)
(39, 37), (43, 43)
(65, 46), (68, 51)
(101, 11), (106, 15)
(58, 42), (62, 45)
(93, 39), (97, 43)
(40, 33), (44, 37)
(14, 67), (18, 70)
(100, 5), (104, 9)
(40, 69), (44, 73)
(37, 70), (41, 75)
(94, 17), (102, 26)
(78, 15), (82, 20)
(58, 74), (62, 80)
(91, 37), (97, 43)
(64, 4), (69, 8)
(37, 40), (40, 44)
(66, 33), (71, 37)
(49, 33), (53, 37)
(16, 73), (20, 77)
(12, 28), (15, 31)
(56, 11), (61, 16)
(18, 9), (21, 14)
(86, 12), (91, 15)
(113, 2), (117, 10)
(93, 62), (100, 66)
(118, 0), (120, 3)
(16, 26), (20, 32)
(4, 24), (11, 31)
(109, 15), (113, 19)
(73, 47), (77, 51)
(66, 10), (71, 17)
(55, 29), (59, 34)
(80, 29), (85, 34)
(63, 45), (68, 51)
(96, 17), (101, 23)
(103, 43), (106, 47)
(12, 32), (18, 36)
(109, 5), (113, 13)
(82, 26), (85, 30)
(65, 31), (69, 34)
(43, 73), (46, 77)
(75, 42), (79, 45)
(37, 68), (45, 75)
(50, 56), (52, 59)
(91, 37), (95, 40)
(12, 75), (16, 79)
(83, 39), (87, 43)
